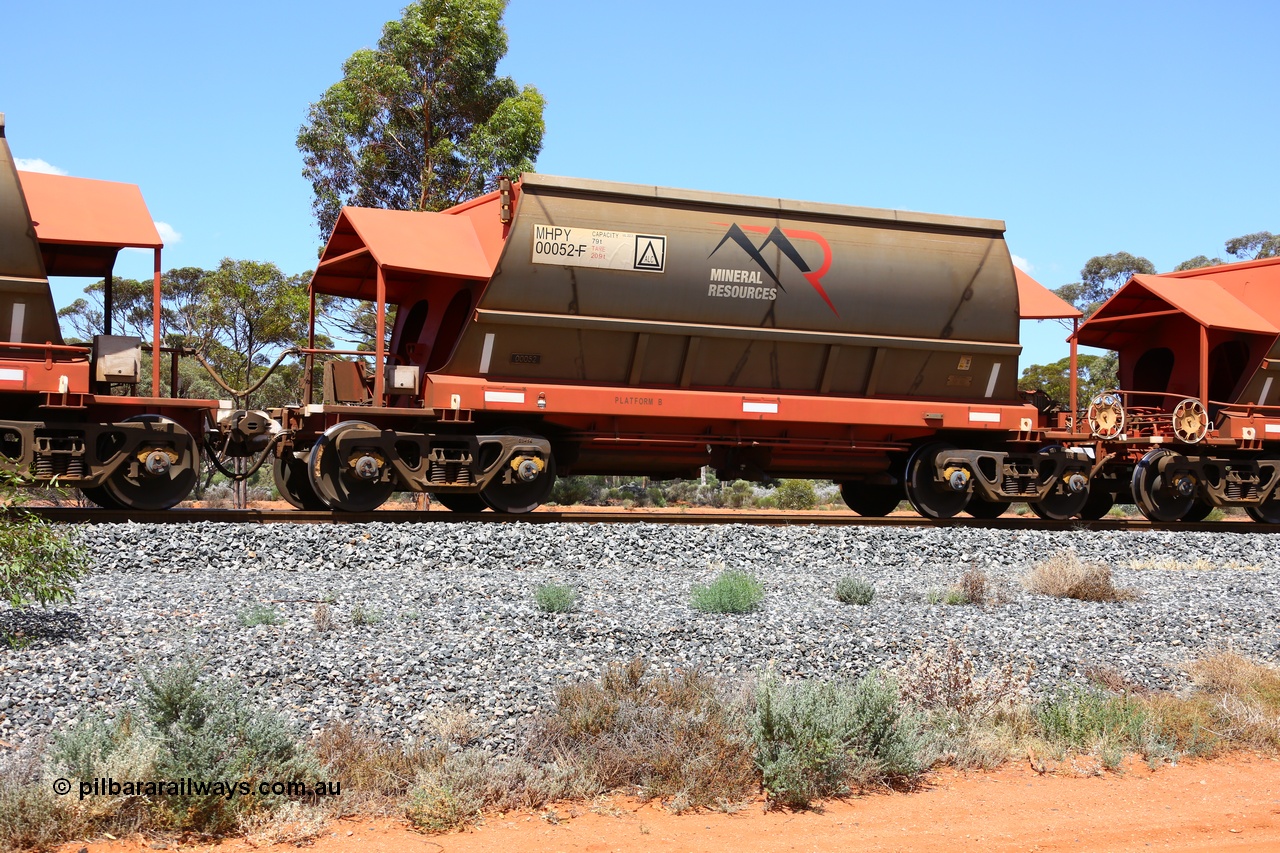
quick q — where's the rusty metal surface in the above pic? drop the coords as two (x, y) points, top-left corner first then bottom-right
(0, 113), (64, 348)
(436, 174), (1023, 403)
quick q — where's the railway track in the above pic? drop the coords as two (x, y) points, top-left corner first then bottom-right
(8, 505), (1279, 533)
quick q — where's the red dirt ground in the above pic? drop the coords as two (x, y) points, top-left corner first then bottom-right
(58, 753), (1280, 853)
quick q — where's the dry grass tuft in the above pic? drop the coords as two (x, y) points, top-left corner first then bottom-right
(1186, 652), (1280, 748)
(527, 659), (757, 811)
(1023, 553), (1138, 602)
(1128, 558), (1260, 572)
(898, 640), (1032, 721)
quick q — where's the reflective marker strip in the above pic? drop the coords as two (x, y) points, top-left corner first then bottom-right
(1266, 424), (1280, 434)
(743, 401), (778, 414)
(479, 333), (495, 373)
(1261, 377), (1273, 407)
(968, 411), (1000, 423)
(0, 368), (23, 382)
(984, 362), (1001, 398)
(484, 390), (525, 404)
(9, 302), (24, 341)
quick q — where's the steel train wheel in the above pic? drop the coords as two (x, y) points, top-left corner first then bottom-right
(307, 421), (395, 512)
(433, 493), (490, 513)
(1246, 498), (1280, 524)
(1131, 448), (1195, 522)
(903, 443), (970, 519)
(965, 500), (1011, 519)
(273, 453), (328, 510)
(1181, 500), (1216, 523)
(481, 446), (556, 514)
(1077, 488), (1116, 520)
(101, 415), (200, 511)
(81, 485), (124, 510)
(838, 482), (903, 517)
(1028, 484), (1090, 520)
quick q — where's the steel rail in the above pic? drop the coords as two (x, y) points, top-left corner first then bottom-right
(8, 506), (1280, 533)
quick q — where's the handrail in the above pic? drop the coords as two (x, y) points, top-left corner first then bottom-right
(0, 341), (92, 356)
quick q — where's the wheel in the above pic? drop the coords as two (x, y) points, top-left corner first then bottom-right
(1246, 499), (1280, 524)
(481, 444), (556, 514)
(903, 443), (970, 519)
(1131, 449), (1195, 522)
(81, 485), (124, 510)
(273, 452), (328, 510)
(838, 482), (903, 517)
(101, 415), (200, 510)
(1029, 483), (1090, 520)
(433, 492), (489, 513)
(965, 500), (1010, 519)
(307, 421), (395, 512)
(1077, 488), (1116, 520)
(1181, 500), (1216, 522)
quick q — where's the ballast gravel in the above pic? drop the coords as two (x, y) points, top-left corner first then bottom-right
(1, 521), (1277, 751)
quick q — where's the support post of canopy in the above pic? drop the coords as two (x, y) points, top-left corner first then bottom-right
(304, 288), (316, 407)
(103, 270), (113, 337)
(374, 266), (386, 406)
(1068, 317), (1079, 429)
(152, 248), (161, 396)
(1199, 324), (1209, 408)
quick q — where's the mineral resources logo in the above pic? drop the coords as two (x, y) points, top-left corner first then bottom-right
(707, 222), (837, 315)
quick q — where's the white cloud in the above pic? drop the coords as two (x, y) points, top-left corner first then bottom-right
(1011, 254), (1032, 273)
(155, 221), (182, 245)
(14, 158), (67, 175)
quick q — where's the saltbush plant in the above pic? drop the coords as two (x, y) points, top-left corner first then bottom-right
(773, 479), (818, 510)
(834, 577), (875, 605)
(236, 604), (280, 627)
(753, 673), (922, 807)
(690, 569), (764, 614)
(534, 583), (577, 613)
(43, 658), (319, 838)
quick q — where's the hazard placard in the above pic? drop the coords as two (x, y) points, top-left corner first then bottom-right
(532, 224), (666, 273)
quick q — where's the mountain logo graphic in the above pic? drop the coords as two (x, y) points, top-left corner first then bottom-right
(708, 223), (837, 315)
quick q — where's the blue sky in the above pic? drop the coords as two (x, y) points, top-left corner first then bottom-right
(3, 1), (1277, 368)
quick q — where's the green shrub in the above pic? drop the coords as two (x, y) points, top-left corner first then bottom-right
(405, 780), (483, 833)
(723, 480), (755, 508)
(834, 577), (875, 605)
(926, 587), (970, 606)
(550, 476), (606, 506)
(0, 471), (89, 609)
(1034, 686), (1154, 768)
(351, 603), (383, 625)
(534, 583), (577, 613)
(691, 569), (764, 614)
(47, 658), (319, 836)
(237, 604), (280, 627)
(752, 673), (922, 808)
(774, 479), (818, 510)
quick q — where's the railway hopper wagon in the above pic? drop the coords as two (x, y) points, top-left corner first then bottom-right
(1064, 257), (1280, 522)
(0, 114), (220, 510)
(266, 173), (1090, 517)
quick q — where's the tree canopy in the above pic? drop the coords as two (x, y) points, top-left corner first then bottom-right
(1051, 252), (1156, 320)
(1019, 353), (1118, 412)
(1225, 231), (1279, 260)
(297, 0), (546, 239)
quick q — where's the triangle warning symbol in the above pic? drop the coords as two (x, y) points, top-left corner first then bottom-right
(636, 240), (661, 269)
